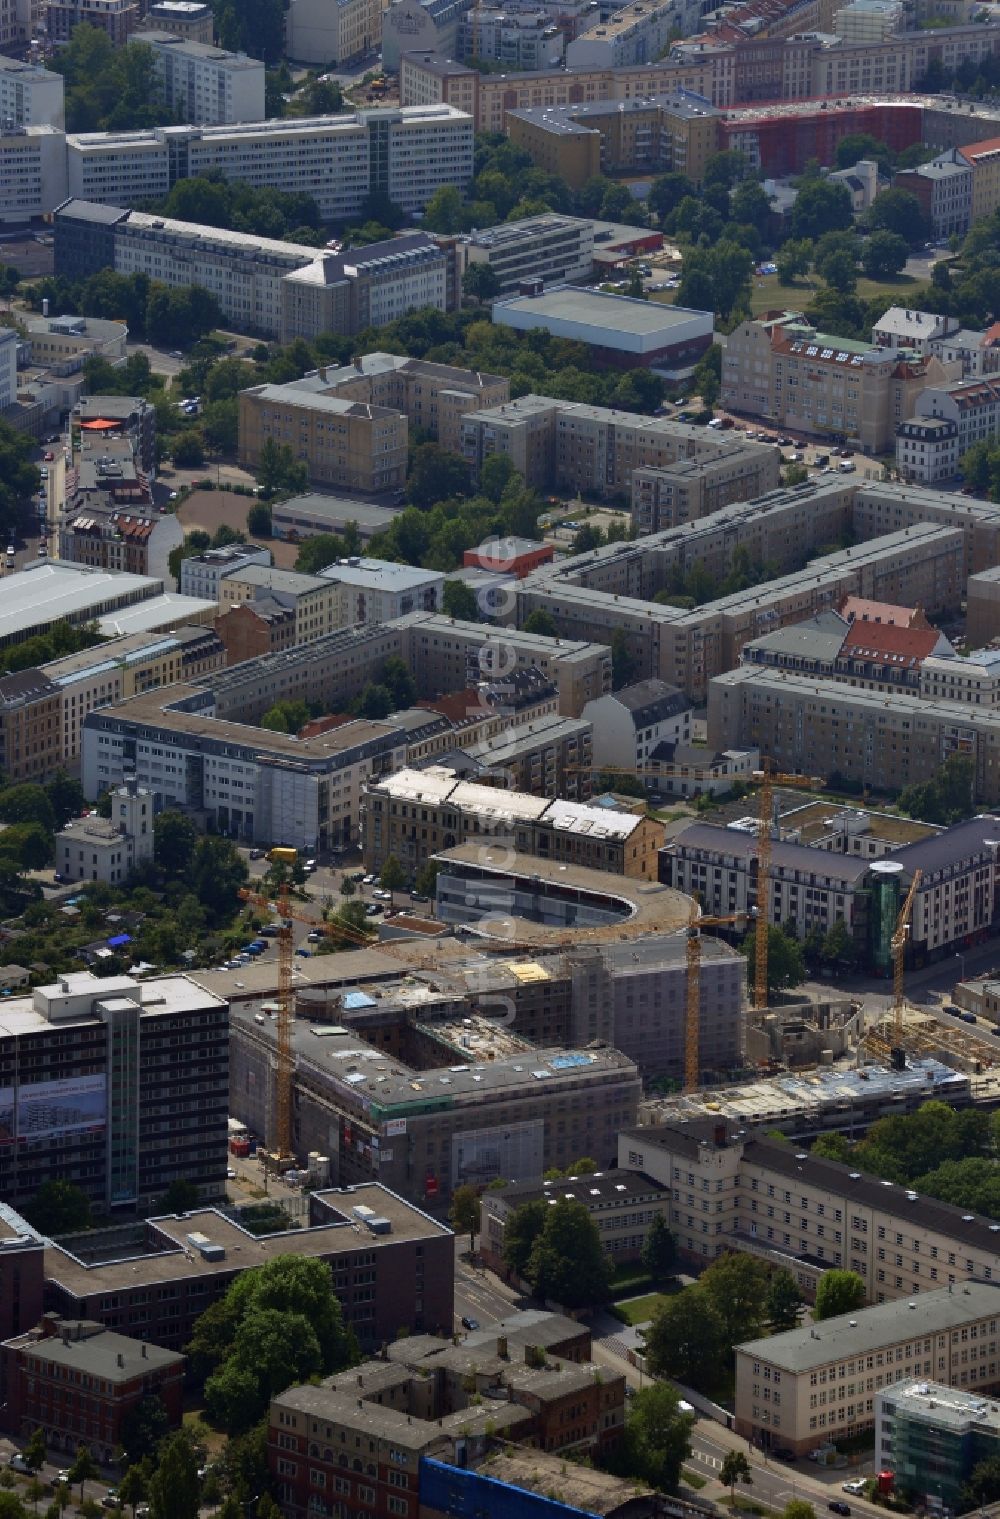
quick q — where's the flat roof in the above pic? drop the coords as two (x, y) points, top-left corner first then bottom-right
(97, 593), (218, 637)
(322, 558), (442, 591)
(739, 1281), (1000, 1371)
(272, 494), (400, 530)
(881, 1378), (1000, 1432)
(474, 1450), (652, 1516)
(45, 1183), (450, 1298)
(490, 1167), (665, 1208)
(494, 285), (710, 337)
(223, 565), (329, 595)
(8, 1321), (183, 1378)
(0, 562), (160, 642)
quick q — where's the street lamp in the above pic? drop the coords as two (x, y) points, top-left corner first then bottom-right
(956, 951), (966, 986)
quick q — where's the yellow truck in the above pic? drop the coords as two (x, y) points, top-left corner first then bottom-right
(267, 847), (298, 865)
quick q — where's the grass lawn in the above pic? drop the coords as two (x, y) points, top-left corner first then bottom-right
(719, 1499), (779, 1516)
(612, 1292), (674, 1325)
(682, 1470), (708, 1490)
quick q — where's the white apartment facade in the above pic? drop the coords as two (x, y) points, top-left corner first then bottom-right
(895, 416), (960, 485)
(285, 0), (381, 64)
(375, 105), (473, 214)
(179, 543), (272, 601)
(321, 558), (445, 625)
(0, 123), (67, 222)
(0, 326), (16, 411)
(66, 132), (173, 207)
(0, 56), (65, 128)
(141, 31), (265, 125)
(914, 376), (1000, 457)
(566, 0), (682, 66)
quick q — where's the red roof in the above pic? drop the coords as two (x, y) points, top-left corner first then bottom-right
(79, 418), (123, 431)
(839, 621), (939, 668)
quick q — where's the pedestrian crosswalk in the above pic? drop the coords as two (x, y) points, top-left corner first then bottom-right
(691, 1451), (723, 1472)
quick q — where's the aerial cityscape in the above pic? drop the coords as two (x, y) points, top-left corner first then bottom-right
(8, 0), (1000, 1514)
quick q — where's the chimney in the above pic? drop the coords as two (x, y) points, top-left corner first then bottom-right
(714, 1122), (726, 1147)
(141, 1344), (147, 1358)
(117, 1353), (125, 1368)
(497, 1336), (508, 1360)
(358, 1373), (364, 1387)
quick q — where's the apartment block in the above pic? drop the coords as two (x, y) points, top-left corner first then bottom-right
(0, 972), (228, 1214)
(0, 56), (64, 128)
(138, 0), (215, 43)
(896, 416), (960, 485)
(215, 600), (296, 664)
(321, 559), (445, 625)
(238, 386), (408, 493)
(568, 0), (698, 67)
(361, 764), (663, 877)
(40, 1184), (455, 1353)
(383, 0), (474, 72)
(0, 1318), (184, 1465)
(508, 91), (720, 189)
(139, 31), (265, 125)
(180, 543), (272, 600)
(722, 310), (957, 454)
(912, 376), (1000, 458)
(0, 669), (61, 782)
(216, 565), (341, 646)
(45, 0), (136, 45)
(285, 0), (381, 65)
(460, 7), (564, 70)
(966, 568), (1000, 649)
(631, 446), (781, 534)
(481, 1170), (669, 1273)
(894, 148), (973, 238)
(707, 663), (1000, 805)
(0, 324), (13, 412)
(465, 712), (593, 799)
(0, 123), (67, 223)
(955, 134), (1000, 223)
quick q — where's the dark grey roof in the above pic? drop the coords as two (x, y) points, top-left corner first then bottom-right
(742, 609), (849, 663)
(0, 668), (58, 704)
(489, 1168), (665, 1208)
(323, 233), (442, 281)
(55, 198), (129, 225)
(667, 821), (871, 884)
(894, 813), (1000, 874)
(611, 678), (689, 727)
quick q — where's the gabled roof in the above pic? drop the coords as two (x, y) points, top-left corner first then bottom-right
(609, 677), (689, 727)
(839, 619), (939, 668)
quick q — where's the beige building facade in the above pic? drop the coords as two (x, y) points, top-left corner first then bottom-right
(238, 385), (408, 493)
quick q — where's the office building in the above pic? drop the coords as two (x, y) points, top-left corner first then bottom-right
(0, 1318), (184, 1464)
(481, 1170), (669, 1273)
(508, 92), (720, 188)
(137, 0), (214, 42)
(179, 543), (272, 600)
(876, 1379), (1000, 1511)
(0, 56), (64, 128)
(55, 780), (154, 886)
(39, 1184), (455, 1352)
(0, 972), (228, 1213)
(722, 310), (955, 453)
(322, 559), (444, 626)
(833, 0), (903, 41)
(291, 355), (508, 451)
(581, 679), (691, 780)
(894, 148), (973, 238)
(238, 386), (408, 494)
(734, 1282), (1000, 1455)
(460, 7), (565, 70)
(457, 213), (595, 296)
(361, 765), (664, 877)
(0, 123), (67, 223)
(494, 286), (712, 373)
(138, 32), (265, 125)
(0, 669), (61, 783)
(285, 0), (381, 64)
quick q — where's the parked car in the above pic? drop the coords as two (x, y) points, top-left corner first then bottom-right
(9, 1456), (37, 1475)
(410, 891), (429, 903)
(365, 903), (383, 916)
(373, 888), (392, 900)
(829, 1503), (851, 1515)
(362, 873), (377, 886)
(772, 1448), (796, 1462)
(295, 947), (311, 957)
(249, 847), (263, 859)
(461, 1315), (480, 1330)
(842, 1481), (866, 1495)
(307, 930), (323, 942)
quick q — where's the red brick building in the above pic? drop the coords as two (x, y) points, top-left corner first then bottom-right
(0, 1215), (44, 1342)
(463, 537), (554, 580)
(216, 600), (296, 665)
(1, 1317), (184, 1463)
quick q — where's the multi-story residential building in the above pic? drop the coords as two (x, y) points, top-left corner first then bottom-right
(361, 765), (664, 876)
(55, 779), (154, 886)
(631, 446), (781, 534)
(460, 7), (564, 70)
(833, 0), (903, 42)
(740, 606), (949, 693)
(481, 1170), (670, 1274)
(920, 644), (1000, 706)
(872, 307), (961, 356)
(238, 385), (408, 493)
(581, 678), (691, 781)
(707, 662), (1000, 805)
(0, 123), (67, 223)
(966, 567), (1000, 648)
(464, 712), (594, 799)
(75, 394), (156, 475)
(38, 1184), (455, 1352)
(59, 502), (182, 586)
(285, 0), (381, 64)
(566, 0), (691, 66)
(895, 415), (960, 484)
(0, 56), (65, 128)
(722, 310), (957, 453)
(45, 0), (137, 46)
(383, 0), (474, 71)
(954, 134), (1000, 223)
(216, 565), (342, 646)
(508, 91), (720, 188)
(0, 669), (61, 783)
(876, 1379), (1000, 1510)
(322, 559), (444, 626)
(179, 543), (272, 601)
(0, 971), (228, 1213)
(662, 811), (1000, 970)
(138, 32), (265, 125)
(912, 375), (1000, 458)
(736, 1283), (1000, 1455)
(215, 600), (296, 664)
(137, 0), (215, 43)
(0, 325), (14, 411)
(894, 147), (973, 237)
(0, 1318), (184, 1465)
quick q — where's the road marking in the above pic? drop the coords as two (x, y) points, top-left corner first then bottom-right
(692, 1452), (723, 1471)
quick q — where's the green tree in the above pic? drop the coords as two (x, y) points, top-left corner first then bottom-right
(23, 1430), (47, 1474)
(190, 835), (248, 923)
(866, 187), (927, 246)
(648, 172), (695, 221)
(898, 752), (976, 824)
(816, 246), (857, 294)
(294, 534), (347, 574)
(775, 238), (813, 284)
(0, 785), (55, 833)
(821, 919), (856, 971)
(256, 438), (308, 498)
(961, 1454), (1000, 1509)
(783, 1503), (816, 1519)
(406, 444), (469, 509)
(502, 1198), (547, 1278)
(766, 1268), (804, 1331)
(789, 179), (854, 242)
(692, 343), (722, 410)
(611, 628), (639, 690)
(46, 772), (86, 829)
(147, 1431), (200, 1519)
(814, 1268), (866, 1320)
(172, 431), (205, 468)
(699, 1251), (769, 1347)
(414, 859), (440, 898)
(862, 230), (909, 280)
(23, 1179), (92, 1234)
(812, 1133), (853, 1163)
(741, 923), (806, 994)
(463, 263), (500, 303)
(640, 1213), (676, 1283)
(206, 1309), (323, 1431)
(379, 854), (407, 903)
(611, 1382), (693, 1492)
(721, 1450), (753, 1507)
(423, 184), (468, 234)
(442, 579), (481, 622)
(120, 1395), (170, 1466)
(153, 810), (199, 877)
(68, 1447), (98, 1504)
(644, 1287), (726, 1390)
(450, 1183), (481, 1253)
(117, 1468), (146, 1519)
(159, 1178), (199, 1214)
(526, 1198), (610, 1308)
(247, 502), (272, 538)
